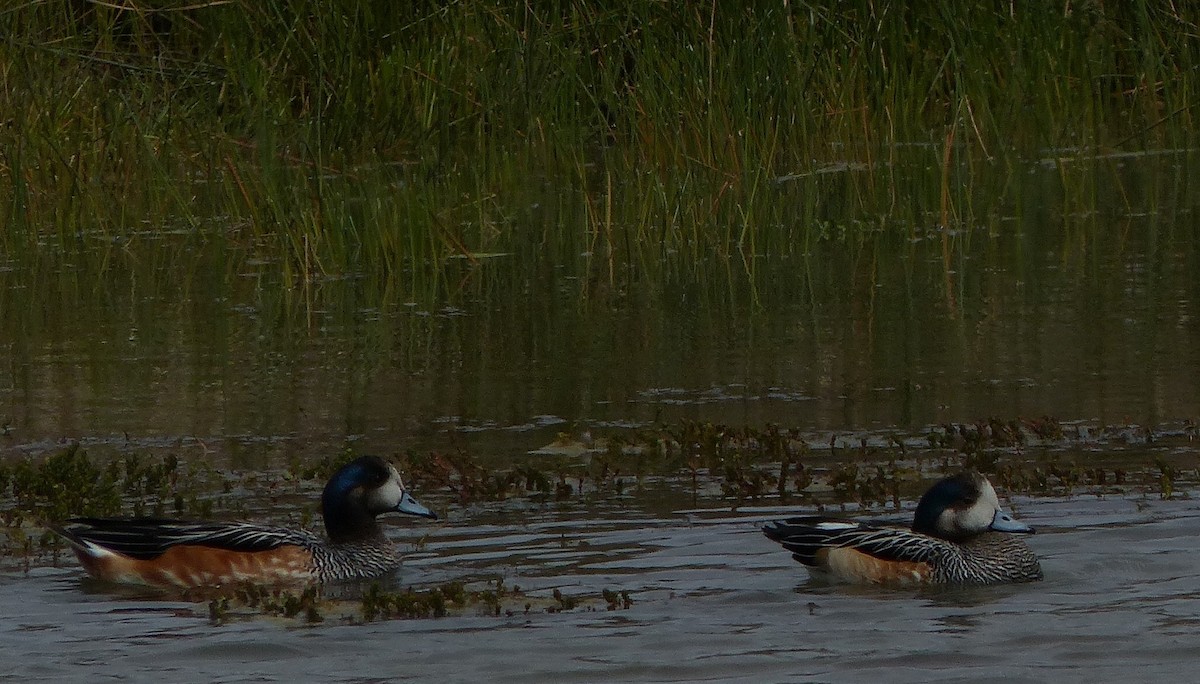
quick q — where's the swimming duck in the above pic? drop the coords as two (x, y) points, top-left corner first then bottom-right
(56, 455), (438, 588)
(762, 471), (1042, 585)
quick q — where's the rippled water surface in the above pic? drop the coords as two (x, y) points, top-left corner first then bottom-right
(5, 491), (1200, 682)
(3, 152), (1200, 681)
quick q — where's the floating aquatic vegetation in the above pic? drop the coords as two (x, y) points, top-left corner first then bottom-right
(6, 415), (1198, 581)
(386, 417), (1200, 508)
(360, 582), (453, 621)
(602, 588), (634, 611)
(0, 444), (229, 528)
(0, 446), (230, 568)
(200, 578), (630, 624)
(208, 584), (325, 625)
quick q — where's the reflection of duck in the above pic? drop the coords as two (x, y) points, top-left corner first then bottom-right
(56, 456), (438, 588)
(763, 471), (1042, 585)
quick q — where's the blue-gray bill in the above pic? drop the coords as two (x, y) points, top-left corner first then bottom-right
(990, 508), (1032, 533)
(396, 491), (438, 520)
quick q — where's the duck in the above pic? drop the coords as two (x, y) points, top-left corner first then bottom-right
(55, 455), (438, 589)
(762, 471), (1042, 585)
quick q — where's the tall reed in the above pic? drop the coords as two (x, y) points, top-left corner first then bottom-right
(1, 1), (1196, 291)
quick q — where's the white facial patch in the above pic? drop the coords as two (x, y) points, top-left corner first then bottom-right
(365, 466), (405, 512)
(939, 477), (1001, 535)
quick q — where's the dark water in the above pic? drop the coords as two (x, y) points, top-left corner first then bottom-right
(2, 151), (1200, 680)
(4, 492), (1200, 682)
(2, 153), (1199, 462)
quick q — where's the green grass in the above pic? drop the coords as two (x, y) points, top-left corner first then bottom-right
(1, 1), (1197, 291)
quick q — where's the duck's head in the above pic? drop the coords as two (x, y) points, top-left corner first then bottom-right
(911, 471), (1033, 541)
(321, 456), (438, 543)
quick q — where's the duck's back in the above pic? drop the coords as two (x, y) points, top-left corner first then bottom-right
(763, 517), (1042, 586)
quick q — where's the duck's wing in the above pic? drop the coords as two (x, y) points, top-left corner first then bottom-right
(57, 517), (316, 560)
(762, 516), (948, 566)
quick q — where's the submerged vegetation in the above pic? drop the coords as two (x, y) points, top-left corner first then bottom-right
(4, 417), (1196, 572)
(398, 416), (1200, 508)
(202, 578), (627, 625)
(3, 416), (1196, 621)
(2, 2), (1198, 298)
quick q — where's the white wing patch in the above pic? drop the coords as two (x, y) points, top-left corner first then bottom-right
(814, 521), (860, 531)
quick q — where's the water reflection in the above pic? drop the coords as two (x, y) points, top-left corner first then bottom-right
(3, 155), (1199, 468)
